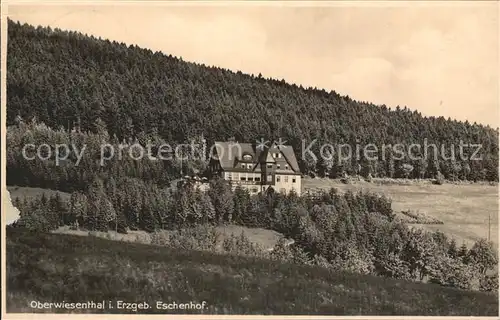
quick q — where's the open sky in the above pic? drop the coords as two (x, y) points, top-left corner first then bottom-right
(6, 1), (500, 127)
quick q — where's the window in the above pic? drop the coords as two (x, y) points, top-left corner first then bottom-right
(276, 176), (281, 182)
(248, 177), (254, 181)
(292, 178), (296, 183)
(243, 154), (252, 161)
(285, 165), (289, 170)
(241, 177), (247, 181)
(255, 177), (261, 182)
(267, 174), (272, 182)
(228, 174), (232, 180)
(267, 164), (272, 169)
(277, 164), (281, 169)
(241, 164), (246, 168)
(247, 164), (252, 169)
(284, 176), (289, 182)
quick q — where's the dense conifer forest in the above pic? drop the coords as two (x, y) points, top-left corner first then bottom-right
(6, 20), (499, 182)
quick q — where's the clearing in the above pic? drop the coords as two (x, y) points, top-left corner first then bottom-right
(7, 186), (71, 201)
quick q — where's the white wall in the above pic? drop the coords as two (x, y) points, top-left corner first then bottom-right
(274, 174), (301, 195)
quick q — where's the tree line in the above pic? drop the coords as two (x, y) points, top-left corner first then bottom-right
(12, 175), (498, 293)
(7, 20), (499, 181)
(7, 118), (205, 191)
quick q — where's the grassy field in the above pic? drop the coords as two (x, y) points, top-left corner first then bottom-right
(303, 178), (499, 248)
(7, 186), (71, 201)
(53, 224), (284, 251)
(6, 228), (499, 316)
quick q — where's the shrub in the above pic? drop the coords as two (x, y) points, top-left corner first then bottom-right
(428, 255), (479, 290)
(16, 207), (54, 232)
(480, 273), (499, 292)
(168, 225), (221, 252)
(400, 210), (443, 224)
(468, 239), (498, 274)
(222, 231), (267, 258)
(433, 172), (445, 185)
(375, 252), (412, 280)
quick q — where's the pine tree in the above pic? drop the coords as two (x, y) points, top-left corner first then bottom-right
(448, 238), (458, 258)
(139, 196), (157, 232)
(458, 242), (469, 262)
(233, 186), (250, 225)
(208, 178), (234, 224)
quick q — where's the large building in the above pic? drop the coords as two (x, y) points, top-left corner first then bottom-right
(208, 140), (302, 195)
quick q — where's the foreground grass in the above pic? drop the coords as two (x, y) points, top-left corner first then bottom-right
(6, 228), (498, 316)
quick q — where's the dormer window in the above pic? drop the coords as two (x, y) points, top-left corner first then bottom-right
(242, 154), (253, 161)
(285, 164), (289, 170)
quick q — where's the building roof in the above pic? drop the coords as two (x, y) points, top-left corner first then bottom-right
(212, 141), (301, 173)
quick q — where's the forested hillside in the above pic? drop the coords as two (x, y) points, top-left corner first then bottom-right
(6, 20), (499, 181)
(6, 20), (499, 302)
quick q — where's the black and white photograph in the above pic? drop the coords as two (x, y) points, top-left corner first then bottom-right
(2, 1), (499, 317)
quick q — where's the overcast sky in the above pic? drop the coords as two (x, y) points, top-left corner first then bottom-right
(7, 2), (499, 127)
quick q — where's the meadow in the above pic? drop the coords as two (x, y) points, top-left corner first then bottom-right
(8, 186), (70, 201)
(303, 178), (499, 248)
(6, 228), (499, 316)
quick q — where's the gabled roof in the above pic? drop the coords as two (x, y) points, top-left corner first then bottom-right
(212, 141), (301, 173)
(269, 142), (301, 174)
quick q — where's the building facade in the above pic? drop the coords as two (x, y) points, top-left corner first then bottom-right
(208, 140), (302, 195)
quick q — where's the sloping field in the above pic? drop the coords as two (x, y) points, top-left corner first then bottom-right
(303, 178), (499, 248)
(6, 229), (498, 316)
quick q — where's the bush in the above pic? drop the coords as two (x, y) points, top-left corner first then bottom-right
(428, 255), (479, 290)
(468, 239), (498, 274)
(16, 207), (56, 232)
(375, 252), (412, 280)
(480, 273), (499, 292)
(222, 232), (267, 258)
(400, 210), (444, 224)
(433, 172), (445, 185)
(164, 225), (221, 252)
(330, 245), (375, 275)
